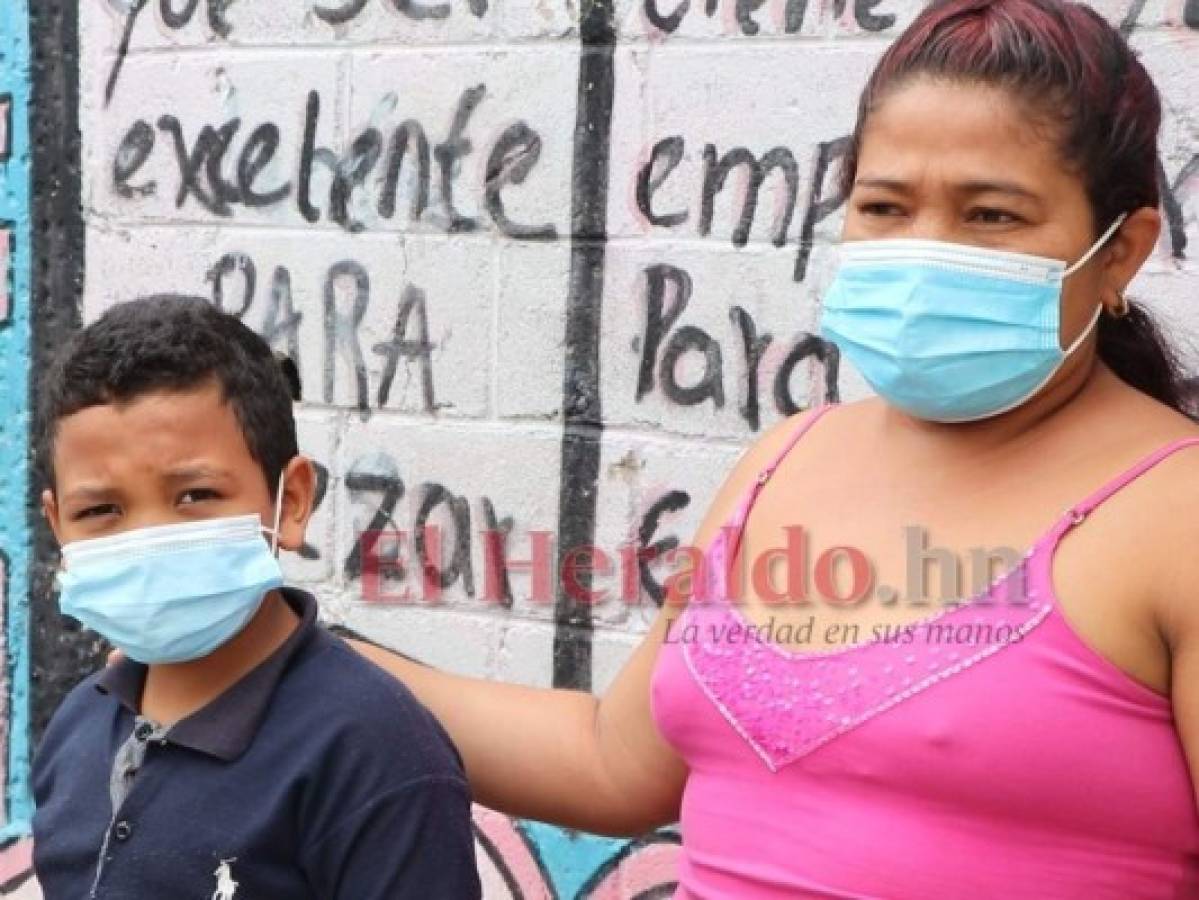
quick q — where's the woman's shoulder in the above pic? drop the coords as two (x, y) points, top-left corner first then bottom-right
(1112, 393), (1199, 485)
(681, 402), (859, 558)
(736, 401), (858, 472)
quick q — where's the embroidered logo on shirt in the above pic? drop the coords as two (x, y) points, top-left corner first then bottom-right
(211, 858), (239, 900)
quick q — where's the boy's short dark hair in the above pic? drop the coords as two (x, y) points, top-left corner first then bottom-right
(37, 296), (299, 496)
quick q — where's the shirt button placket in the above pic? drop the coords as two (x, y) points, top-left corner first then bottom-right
(114, 820), (133, 842)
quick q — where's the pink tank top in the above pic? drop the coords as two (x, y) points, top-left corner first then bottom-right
(650, 404), (1199, 898)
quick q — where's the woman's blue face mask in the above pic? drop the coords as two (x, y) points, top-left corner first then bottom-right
(820, 213), (1128, 423)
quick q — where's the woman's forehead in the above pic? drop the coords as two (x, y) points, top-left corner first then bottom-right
(856, 79), (1072, 190)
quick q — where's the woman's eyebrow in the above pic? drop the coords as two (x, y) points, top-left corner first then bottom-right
(853, 177), (912, 193)
(853, 177), (1042, 202)
(955, 179), (1041, 200)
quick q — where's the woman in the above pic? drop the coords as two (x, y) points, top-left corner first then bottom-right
(355, 0), (1199, 893)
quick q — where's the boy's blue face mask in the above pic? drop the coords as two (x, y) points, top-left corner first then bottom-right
(55, 474), (287, 664)
(820, 214), (1128, 423)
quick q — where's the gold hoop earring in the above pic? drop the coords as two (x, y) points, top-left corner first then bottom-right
(1109, 290), (1131, 319)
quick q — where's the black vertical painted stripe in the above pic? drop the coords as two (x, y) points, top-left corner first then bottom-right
(27, 0), (91, 746)
(553, 0), (616, 691)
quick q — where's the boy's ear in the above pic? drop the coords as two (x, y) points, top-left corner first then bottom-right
(277, 456), (317, 553)
(41, 488), (64, 547)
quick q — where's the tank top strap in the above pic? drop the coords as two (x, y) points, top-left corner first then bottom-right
(1052, 435), (1199, 536)
(726, 404), (837, 533)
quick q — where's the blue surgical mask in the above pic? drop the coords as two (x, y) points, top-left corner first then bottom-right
(56, 477), (287, 664)
(820, 214), (1128, 422)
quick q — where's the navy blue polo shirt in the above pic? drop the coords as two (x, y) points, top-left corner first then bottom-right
(32, 587), (482, 899)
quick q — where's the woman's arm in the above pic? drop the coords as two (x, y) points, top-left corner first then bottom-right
(352, 607), (684, 836)
(351, 413), (808, 837)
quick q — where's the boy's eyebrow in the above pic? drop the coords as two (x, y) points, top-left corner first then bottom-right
(62, 485), (117, 505)
(164, 464), (235, 482)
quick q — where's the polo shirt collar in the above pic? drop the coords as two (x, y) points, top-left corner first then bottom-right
(95, 587), (320, 762)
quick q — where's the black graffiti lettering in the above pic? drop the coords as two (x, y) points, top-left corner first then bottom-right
(105, 0), (151, 106)
(314, 0), (370, 23)
(700, 145), (799, 247)
(731, 305), (772, 431)
(263, 266), (304, 370)
(784, 0), (809, 31)
(237, 123), (291, 207)
(485, 124), (557, 241)
(774, 332), (841, 415)
(637, 264), (692, 400)
(107, 0), (239, 103)
(378, 121), (431, 221)
(299, 91), (333, 224)
(391, 0), (452, 19)
(646, 0), (891, 34)
(415, 484), (475, 595)
(323, 261), (372, 415)
(660, 325), (725, 408)
(207, 121), (243, 210)
(156, 115), (239, 216)
(130, 115), (287, 213)
(206, 252), (304, 370)
(113, 120), (157, 199)
(794, 135), (850, 282)
(160, 0), (201, 28)
(635, 264), (842, 426)
(373, 285), (436, 412)
(206, 0), (234, 36)
(435, 85), (486, 233)
(636, 136), (688, 228)
(736, 0), (767, 34)
(855, 0), (896, 31)
(330, 128), (384, 233)
(480, 498), (514, 607)
(193, 252), (455, 417)
(207, 252), (256, 317)
(637, 491), (690, 605)
(827, 0), (895, 30)
(122, 87), (548, 237)
(344, 457), (406, 581)
(1161, 154), (1198, 260)
(1119, 0), (1151, 34)
(316, 0), (487, 22)
(645, 0), (689, 32)
(298, 460), (330, 560)
(299, 91), (388, 230)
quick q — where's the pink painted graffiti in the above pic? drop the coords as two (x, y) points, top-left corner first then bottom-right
(472, 806), (680, 899)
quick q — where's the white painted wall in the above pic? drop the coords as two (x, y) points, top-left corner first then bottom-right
(71, 0), (1199, 889)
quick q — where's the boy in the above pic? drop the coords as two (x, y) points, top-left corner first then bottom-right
(31, 296), (482, 899)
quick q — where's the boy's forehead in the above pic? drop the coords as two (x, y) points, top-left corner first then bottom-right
(53, 383), (255, 483)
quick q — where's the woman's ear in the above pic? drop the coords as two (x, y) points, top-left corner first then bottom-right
(1103, 206), (1161, 308)
(276, 456), (317, 553)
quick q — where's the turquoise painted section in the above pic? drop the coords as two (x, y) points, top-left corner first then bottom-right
(0, 0), (34, 840)
(519, 820), (640, 898)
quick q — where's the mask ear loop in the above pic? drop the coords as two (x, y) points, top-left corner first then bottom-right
(1062, 213), (1128, 278)
(269, 470), (285, 556)
(1063, 301), (1104, 356)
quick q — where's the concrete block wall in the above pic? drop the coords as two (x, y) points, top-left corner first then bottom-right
(0, 0), (1195, 895)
